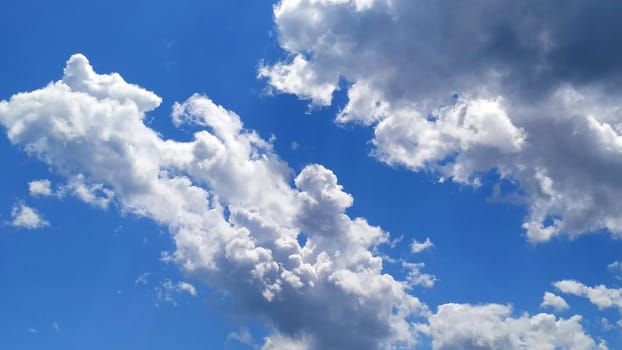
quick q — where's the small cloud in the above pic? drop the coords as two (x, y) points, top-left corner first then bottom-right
(28, 328), (37, 334)
(155, 279), (197, 306)
(9, 203), (49, 229)
(388, 235), (403, 248)
(410, 237), (433, 254)
(227, 328), (255, 347)
(177, 281), (197, 296)
(608, 261), (622, 280)
(135, 272), (151, 286)
(291, 141), (299, 151)
(29, 179), (53, 197)
(402, 261), (436, 288)
(62, 176), (114, 209)
(540, 291), (569, 311)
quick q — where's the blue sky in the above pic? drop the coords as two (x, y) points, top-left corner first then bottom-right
(1, 1), (621, 349)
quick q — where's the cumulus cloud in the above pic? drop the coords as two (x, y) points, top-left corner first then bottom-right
(28, 179), (53, 197)
(8, 203), (49, 229)
(28, 177), (112, 208)
(541, 291), (570, 312)
(0, 54), (430, 349)
(1, 53), (608, 350)
(555, 280), (622, 312)
(425, 303), (600, 350)
(261, 0), (622, 242)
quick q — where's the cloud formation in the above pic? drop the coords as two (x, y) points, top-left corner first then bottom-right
(8, 203), (49, 229)
(555, 280), (622, 312)
(0, 54), (429, 349)
(261, 0), (622, 242)
(28, 179), (53, 197)
(0, 54), (607, 350)
(411, 237), (433, 254)
(156, 279), (197, 306)
(541, 291), (570, 312)
(425, 303), (600, 350)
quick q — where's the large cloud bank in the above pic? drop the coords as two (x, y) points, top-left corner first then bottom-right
(0, 55), (604, 349)
(260, 0), (622, 242)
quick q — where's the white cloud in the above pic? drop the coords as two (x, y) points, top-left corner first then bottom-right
(0, 54), (429, 350)
(9, 203), (49, 229)
(176, 281), (197, 296)
(62, 175), (114, 209)
(156, 280), (197, 306)
(607, 261), (622, 275)
(541, 291), (569, 312)
(1, 52), (608, 350)
(28, 179), (53, 197)
(262, 0), (622, 242)
(608, 261), (621, 270)
(411, 237), (433, 254)
(555, 280), (622, 312)
(258, 54), (337, 107)
(425, 303), (601, 350)
(402, 261), (436, 288)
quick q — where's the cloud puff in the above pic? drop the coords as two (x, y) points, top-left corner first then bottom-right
(541, 291), (570, 312)
(28, 179), (53, 197)
(0, 54), (429, 350)
(8, 203), (49, 229)
(261, 0), (622, 242)
(411, 237), (433, 254)
(555, 280), (622, 312)
(425, 303), (600, 350)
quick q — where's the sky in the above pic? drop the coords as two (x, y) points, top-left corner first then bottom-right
(0, 1), (621, 349)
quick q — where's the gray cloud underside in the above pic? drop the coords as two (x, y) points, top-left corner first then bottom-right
(261, 0), (622, 242)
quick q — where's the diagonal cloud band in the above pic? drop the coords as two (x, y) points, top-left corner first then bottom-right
(0, 54), (604, 350)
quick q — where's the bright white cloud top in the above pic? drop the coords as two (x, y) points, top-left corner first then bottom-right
(411, 237), (433, 254)
(555, 280), (622, 312)
(426, 303), (598, 350)
(0, 54), (426, 349)
(0, 54), (608, 349)
(28, 179), (53, 197)
(541, 291), (570, 312)
(260, 0), (622, 243)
